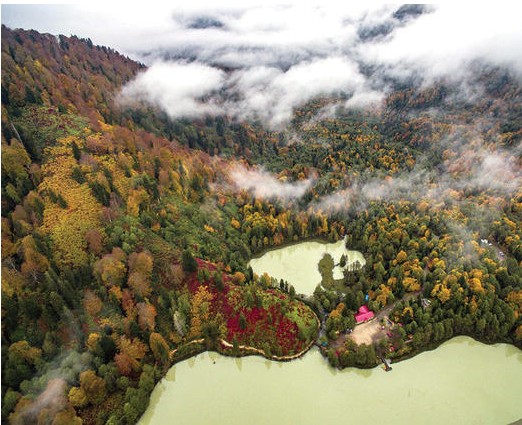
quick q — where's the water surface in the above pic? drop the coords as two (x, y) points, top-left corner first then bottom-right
(249, 238), (366, 295)
(139, 336), (522, 425)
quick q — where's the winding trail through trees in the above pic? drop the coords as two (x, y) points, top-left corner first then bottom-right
(169, 312), (321, 363)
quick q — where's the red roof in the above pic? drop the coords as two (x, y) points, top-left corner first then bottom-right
(355, 305), (374, 323)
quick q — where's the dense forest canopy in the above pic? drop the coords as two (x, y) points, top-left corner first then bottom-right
(1, 3), (522, 424)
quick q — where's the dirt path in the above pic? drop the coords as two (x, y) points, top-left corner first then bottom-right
(219, 336), (316, 361)
(334, 292), (420, 348)
(169, 312), (321, 362)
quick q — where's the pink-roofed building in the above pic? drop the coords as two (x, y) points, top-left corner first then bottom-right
(354, 305), (374, 323)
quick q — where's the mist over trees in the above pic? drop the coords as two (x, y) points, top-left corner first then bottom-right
(1, 8), (522, 424)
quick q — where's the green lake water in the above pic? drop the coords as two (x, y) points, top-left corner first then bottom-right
(249, 238), (366, 295)
(139, 337), (522, 425)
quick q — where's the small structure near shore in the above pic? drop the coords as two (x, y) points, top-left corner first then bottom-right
(354, 305), (375, 324)
(379, 356), (393, 372)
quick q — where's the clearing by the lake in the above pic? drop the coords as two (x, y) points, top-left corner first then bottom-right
(349, 318), (385, 345)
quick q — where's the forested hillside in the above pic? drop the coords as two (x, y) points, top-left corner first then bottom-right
(2, 25), (522, 425)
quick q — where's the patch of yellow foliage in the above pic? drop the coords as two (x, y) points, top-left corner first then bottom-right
(402, 306), (414, 318)
(189, 286), (214, 338)
(127, 188), (149, 217)
(86, 333), (101, 352)
(431, 283), (451, 303)
(375, 284), (392, 307)
(329, 302), (345, 320)
(204, 224), (216, 233)
(402, 277), (421, 292)
(39, 136), (103, 267)
(97, 155), (131, 199)
(1, 267), (25, 296)
(506, 290), (522, 318)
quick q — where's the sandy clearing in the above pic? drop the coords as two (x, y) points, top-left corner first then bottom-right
(349, 318), (386, 345)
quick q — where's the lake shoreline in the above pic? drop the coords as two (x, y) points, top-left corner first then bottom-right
(139, 335), (522, 425)
(389, 332), (521, 366)
(169, 304), (322, 365)
(248, 235), (345, 261)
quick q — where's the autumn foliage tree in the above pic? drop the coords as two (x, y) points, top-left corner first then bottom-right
(189, 286), (214, 338)
(127, 251), (153, 298)
(85, 228), (104, 255)
(115, 336), (148, 376)
(20, 235), (49, 280)
(94, 249), (127, 288)
(137, 302), (157, 332)
(68, 370), (106, 408)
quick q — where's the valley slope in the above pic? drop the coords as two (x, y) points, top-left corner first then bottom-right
(1, 26), (522, 425)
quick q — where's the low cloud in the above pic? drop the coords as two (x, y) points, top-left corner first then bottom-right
(6, 4), (521, 128)
(360, 4), (522, 82)
(120, 56), (371, 128)
(312, 117), (522, 214)
(111, 5), (397, 127)
(313, 133), (522, 215)
(15, 379), (67, 423)
(229, 164), (313, 201)
(313, 170), (430, 214)
(114, 3), (522, 128)
(226, 57), (367, 128)
(344, 88), (384, 109)
(466, 151), (521, 193)
(119, 61), (225, 118)
(12, 349), (91, 423)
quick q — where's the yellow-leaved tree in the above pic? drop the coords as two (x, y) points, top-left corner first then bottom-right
(431, 283), (451, 303)
(189, 286), (214, 338)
